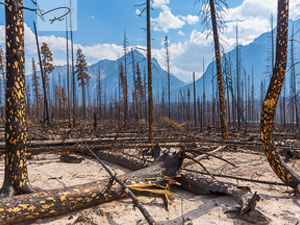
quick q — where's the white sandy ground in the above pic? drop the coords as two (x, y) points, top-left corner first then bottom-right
(0, 149), (300, 225)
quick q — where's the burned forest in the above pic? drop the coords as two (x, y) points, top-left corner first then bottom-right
(0, 0), (299, 224)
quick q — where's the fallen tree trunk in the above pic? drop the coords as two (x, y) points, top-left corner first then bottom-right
(95, 148), (271, 224)
(0, 150), (184, 224)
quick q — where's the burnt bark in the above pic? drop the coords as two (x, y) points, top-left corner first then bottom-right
(0, 0), (35, 197)
(209, 0), (228, 139)
(260, 0), (300, 192)
(0, 150), (184, 224)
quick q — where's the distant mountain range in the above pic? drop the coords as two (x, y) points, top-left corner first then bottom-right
(26, 19), (300, 105)
(180, 19), (300, 101)
(26, 49), (186, 104)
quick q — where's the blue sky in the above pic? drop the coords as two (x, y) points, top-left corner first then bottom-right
(0, 0), (300, 82)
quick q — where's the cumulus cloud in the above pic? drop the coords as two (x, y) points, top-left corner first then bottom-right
(178, 30), (185, 36)
(152, 0), (170, 8)
(151, 0), (199, 33)
(224, 0), (276, 21)
(152, 6), (186, 32)
(22, 23), (123, 62)
(180, 15), (199, 25)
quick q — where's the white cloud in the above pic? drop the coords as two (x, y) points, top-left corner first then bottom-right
(77, 43), (123, 61)
(178, 30), (185, 36)
(135, 9), (141, 16)
(152, 6), (185, 32)
(152, 0), (170, 8)
(224, 0), (276, 21)
(180, 15), (199, 25)
(90, 15), (95, 19)
(52, 58), (67, 66)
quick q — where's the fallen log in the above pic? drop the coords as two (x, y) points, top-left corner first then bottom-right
(95, 147), (271, 224)
(0, 150), (184, 224)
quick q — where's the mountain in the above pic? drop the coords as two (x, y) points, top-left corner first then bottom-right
(179, 19), (300, 101)
(26, 49), (186, 104)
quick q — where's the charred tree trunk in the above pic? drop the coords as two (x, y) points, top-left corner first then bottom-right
(0, 150), (184, 224)
(0, 0), (35, 197)
(193, 72), (197, 126)
(209, 0), (228, 139)
(70, 7), (76, 127)
(66, 17), (71, 127)
(165, 36), (171, 119)
(260, 0), (300, 192)
(33, 22), (49, 125)
(147, 0), (154, 145)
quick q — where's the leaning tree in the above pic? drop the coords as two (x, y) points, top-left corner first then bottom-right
(196, 0), (229, 139)
(260, 0), (300, 193)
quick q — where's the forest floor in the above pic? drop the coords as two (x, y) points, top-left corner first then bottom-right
(0, 120), (300, 224)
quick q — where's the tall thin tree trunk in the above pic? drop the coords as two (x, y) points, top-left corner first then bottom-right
(165, 36), (171, 119)
(209, 0), (228, 138)
(147, 0), (154, 144)
(70, 1), (76, 126)
(33, 22), (49, 125)
(66, 15), (71, 127)
(202, 56), (205, 128)
(193, 72), (197, 126)
(236, 22), (241, 129)
(81, 79), (86, 118)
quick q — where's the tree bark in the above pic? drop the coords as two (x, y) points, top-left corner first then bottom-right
(0, 150), (184, 224)
(209, 0), (228, 139)
(0, 0), (35, 197)
(147, 0), (154, 145)
(260, 0), (300, 192)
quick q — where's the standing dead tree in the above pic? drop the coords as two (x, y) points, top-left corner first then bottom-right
(196, 0), (228, 139)
(0, 0), (35, 197)
(33, 22), (49, 124)
(123, 31), (129, 126)
(66, 13), (71, 127)
(260, 0), (300, 193)
(41, 42), (54, 123)
(97, 65), (102, 124)
(32, 58), (41, 121)
(134, 0), (154, 143)
(193, 72), (197, 126)
(147, 0), (154, 144)
(165, 36), (171, 119)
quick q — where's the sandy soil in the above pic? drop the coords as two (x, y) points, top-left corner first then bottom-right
(0, 149), (300, 225)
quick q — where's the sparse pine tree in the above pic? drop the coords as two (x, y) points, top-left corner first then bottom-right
(41, 43), (54, 95)
(196, 0), (229, 139)
(75, 48), (90, 119)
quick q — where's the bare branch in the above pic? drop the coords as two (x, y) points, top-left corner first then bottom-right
(83, 143), (157, 225)
(0, 2), (8, 6)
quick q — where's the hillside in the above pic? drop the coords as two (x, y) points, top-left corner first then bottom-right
(179, 19), (300, 101)
(26, 50), (186, 104)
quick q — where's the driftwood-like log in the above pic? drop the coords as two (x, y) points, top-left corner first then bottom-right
(95, 147), (271, 224)
(0, 150), (184, 224)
